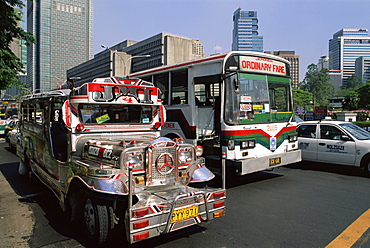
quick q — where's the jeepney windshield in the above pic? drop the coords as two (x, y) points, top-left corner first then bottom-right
(224, 73), (293, 124)
(79, 104), (155, 124)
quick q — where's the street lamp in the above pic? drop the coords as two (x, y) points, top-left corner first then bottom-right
(101, 44), (151, 77)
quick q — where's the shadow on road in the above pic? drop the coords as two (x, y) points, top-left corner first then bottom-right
(286, 161), (369, 178)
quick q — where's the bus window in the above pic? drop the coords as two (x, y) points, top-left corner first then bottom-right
(194, 75), (220, 106)
(171, 69), (188, 105)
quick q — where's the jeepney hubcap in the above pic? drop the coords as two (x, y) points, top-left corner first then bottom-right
(84, 199), (96, 235)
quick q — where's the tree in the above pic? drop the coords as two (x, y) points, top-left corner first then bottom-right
(345, 74), (363, 89)
(356, 81), (370, 109)
(292, 88), (313, 108)
(300, 64), (334, 106)
(0, 0), (35, 90)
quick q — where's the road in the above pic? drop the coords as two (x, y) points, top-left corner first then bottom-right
(0, 140), (369, 248)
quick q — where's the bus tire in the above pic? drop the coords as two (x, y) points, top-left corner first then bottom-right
(83, 197), (114, 245)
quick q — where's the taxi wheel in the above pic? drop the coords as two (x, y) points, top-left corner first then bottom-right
(362, 156), (370, 175)
(83, 197), (114, 245)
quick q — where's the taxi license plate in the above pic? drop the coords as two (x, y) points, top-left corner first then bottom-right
(171, 205), (198, 223)
(269, 157), (281, 166)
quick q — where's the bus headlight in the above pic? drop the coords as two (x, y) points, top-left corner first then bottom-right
(288, 134), (298, 143)
(241, 140), (255, 149)
(227, 139), (235, 150)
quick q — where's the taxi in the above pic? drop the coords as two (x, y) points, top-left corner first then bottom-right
(297, 120), (370, 174)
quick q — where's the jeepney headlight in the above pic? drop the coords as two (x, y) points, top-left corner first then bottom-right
(195, 145), (203, 157)
(288, 134), (298, 143)
(179, 148), (192, 162)
(227, 139), (235, 150)
(241, 140), (255, 149)
(126, 152), (143, 167)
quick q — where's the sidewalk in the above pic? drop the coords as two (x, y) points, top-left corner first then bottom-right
(0, 171), (33, 247)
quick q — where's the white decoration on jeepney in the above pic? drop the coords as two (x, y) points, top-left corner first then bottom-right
(92, 85), (154, 104)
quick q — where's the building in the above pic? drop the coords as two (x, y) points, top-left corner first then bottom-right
(355, 56), (370, 84)
(328, 70), (342, 93)
(67, 33), (204, 85)
(232, 8), (263, 52)
(318, 55), (329, 71)
(27, 0), (93, 92)
(329, 28), (370, 86)
(265, 51), (300, 88)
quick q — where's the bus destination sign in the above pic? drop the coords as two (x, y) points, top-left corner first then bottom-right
(239, 56), (287, 76)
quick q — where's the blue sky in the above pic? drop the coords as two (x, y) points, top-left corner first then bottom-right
(93, 0), (370, 82)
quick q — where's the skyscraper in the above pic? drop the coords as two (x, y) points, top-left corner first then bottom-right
(27, 0), (93, 92)
(232, 8), (263, 52)
(329, 28), (370, 86)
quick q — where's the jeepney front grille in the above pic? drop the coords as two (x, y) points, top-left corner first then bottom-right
(150, 147), (177, 184)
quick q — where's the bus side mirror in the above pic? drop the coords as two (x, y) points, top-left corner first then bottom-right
(234, 78), (240, 94)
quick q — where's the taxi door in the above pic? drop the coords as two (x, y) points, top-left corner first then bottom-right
(297, 124), (319, 161)
(317, 124), (356, 165)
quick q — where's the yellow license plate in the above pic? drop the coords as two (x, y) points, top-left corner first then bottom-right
(269, 157), (281, 166)
(171, 205), (199, 223)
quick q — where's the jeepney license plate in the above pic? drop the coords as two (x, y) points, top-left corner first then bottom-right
(269, 157), (281, 166)
(171, 205), (199, 223)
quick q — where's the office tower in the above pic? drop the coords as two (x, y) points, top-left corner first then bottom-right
(27, 0), (93, 92)
(265, 51), (300, 88)
(355, 56), (370, 84)
(232, 8), (263, 52)
(318, 56), (329, 71)
(329, 28), (370, 86)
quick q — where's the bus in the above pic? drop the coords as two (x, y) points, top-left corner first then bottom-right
(16, 77), (225, 245)
(130, 51), (301, 176)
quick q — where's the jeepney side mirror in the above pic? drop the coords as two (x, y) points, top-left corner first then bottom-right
(234, 78), (240, 94)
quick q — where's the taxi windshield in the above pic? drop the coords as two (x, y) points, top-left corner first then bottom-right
(340, 123), (370, 140)
(79, 104), (154, 124)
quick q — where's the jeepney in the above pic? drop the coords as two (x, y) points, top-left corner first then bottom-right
(17, 77), (226, 245)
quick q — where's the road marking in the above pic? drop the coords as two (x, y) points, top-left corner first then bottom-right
(326, 208), (370, 248)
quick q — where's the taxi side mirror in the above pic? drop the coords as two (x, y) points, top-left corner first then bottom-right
(341, 135), (352, 141)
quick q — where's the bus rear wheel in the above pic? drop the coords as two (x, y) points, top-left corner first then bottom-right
(83, 198), (114, 245)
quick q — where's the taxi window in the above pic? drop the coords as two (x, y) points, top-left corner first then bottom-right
(320, 125), (344, 140)
(297, 125), (316, 138)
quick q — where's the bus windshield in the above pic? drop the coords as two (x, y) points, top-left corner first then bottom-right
(79, 104), (155, 124)
(224, 73), (293, 124)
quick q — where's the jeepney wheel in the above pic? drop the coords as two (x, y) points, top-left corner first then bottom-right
(83, 198), (114, 245)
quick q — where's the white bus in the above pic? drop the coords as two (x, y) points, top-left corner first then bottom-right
(130, 51), (301, 176)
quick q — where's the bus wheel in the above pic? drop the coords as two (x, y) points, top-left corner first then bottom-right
(83, 198), (114, 245)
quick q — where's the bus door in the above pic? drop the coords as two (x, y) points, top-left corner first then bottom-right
(194, 76), (220, 141)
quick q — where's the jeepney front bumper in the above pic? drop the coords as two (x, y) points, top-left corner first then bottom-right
(127, 185), (226, 243)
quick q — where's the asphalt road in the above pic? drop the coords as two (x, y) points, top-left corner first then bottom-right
(0, 140), (369, 248)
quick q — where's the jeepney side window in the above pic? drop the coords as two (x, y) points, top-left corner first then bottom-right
(171, 69), (188, 105)
(35, 103), (43, 125)
(153, 73), (169, 105)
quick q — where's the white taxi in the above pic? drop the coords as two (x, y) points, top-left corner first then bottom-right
(297, 120), (370, 174)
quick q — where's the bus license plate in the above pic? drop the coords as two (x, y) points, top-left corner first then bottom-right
(171, 205), (198, 223)
(270, 157), (281, 166)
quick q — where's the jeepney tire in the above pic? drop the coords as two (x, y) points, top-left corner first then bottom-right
(18, 156), (31, 176)
(83, 197), (114, 246)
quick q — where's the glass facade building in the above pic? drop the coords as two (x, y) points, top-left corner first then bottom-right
(329, 28), (370, 86)
(232, 8), (263, 52)
(27, 0), (93, 92)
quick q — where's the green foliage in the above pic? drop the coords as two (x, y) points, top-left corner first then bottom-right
(292, 88), (313, 108)
(356, 81), (370, 109)
(0, 0), (35, 90)
(346, 74), (363, 89)
(300, 64), (334, 107)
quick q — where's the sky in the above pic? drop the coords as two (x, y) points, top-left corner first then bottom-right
(93, 0), (370, 82)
